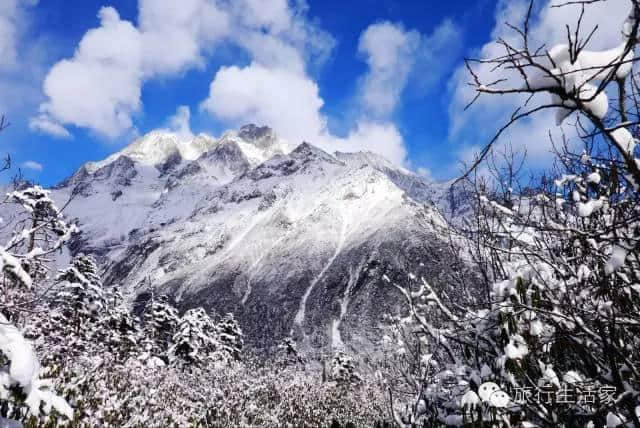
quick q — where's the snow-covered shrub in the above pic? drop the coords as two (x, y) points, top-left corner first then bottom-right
(330, 352), (362, 385)
(276, 336), (305, 367)
(0, 185), (77, 424)
(39, 349), (386, 427)
(385, 158), (640, 425)
(382, 1), (640, 426)
(200, 361), (385, 428)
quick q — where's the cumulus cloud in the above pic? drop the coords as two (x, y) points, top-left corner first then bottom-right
(39, 7), (143, 138)
(200, 17), (461, 167)
(230, 0), (334, 72)
(21, 160), (42, 171)
(200, 60), (410, 166)
(200, 47), (412, 165)
(138, 0), (230, 76)
(0, 0), (44, 118)
(413, 19), (463, 90)
(357, 20), (462, 118)
(358, 22), (420, 117)
(166, 105), (194, 140)
(448, 0), (631, 166)
(233, 0), (292, 34)
(37, 2), (229, 139)
(331, 122), (407, 166)
(0, 3), (19, 69)
(201, 63), (326, 145)
(200, 61), (410, 165)
(33, 0), (458, 168)
(34, 0), (334, 140)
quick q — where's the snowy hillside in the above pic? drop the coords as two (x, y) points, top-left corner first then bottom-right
(52, 125), (454, 351)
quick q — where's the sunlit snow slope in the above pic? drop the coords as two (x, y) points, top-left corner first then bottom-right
(53, 125), (457, 351)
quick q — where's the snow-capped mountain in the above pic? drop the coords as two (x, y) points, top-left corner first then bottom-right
(52, 125), (456, 352)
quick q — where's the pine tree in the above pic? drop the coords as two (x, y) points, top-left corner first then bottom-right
(141, 294), (178, 362)
(169, 307), (218, 366)
(55, 254), (105, 341)
(277, 336), (304, 366)
(100, 288), (139, 357)
(330, 352), (361, 384)
(216, 313), (244, 361)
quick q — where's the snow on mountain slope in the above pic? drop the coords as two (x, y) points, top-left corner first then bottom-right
(53, 125), (294, 254)
(335, 151), (442, 204)
(84, 124), (294, 174)
(51, 125), (459, 352)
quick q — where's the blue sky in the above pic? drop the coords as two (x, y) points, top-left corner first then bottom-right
(0, 0), (630, 186)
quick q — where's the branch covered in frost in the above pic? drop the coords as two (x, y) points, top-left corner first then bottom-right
(458, 0), (640, 186)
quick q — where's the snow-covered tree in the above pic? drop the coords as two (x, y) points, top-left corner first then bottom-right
(169, 307), (219, 366)
(2, 186), (77, 323)
(55, 254), (105, 338)
(216, 312), (244, 361)
(140, 293), (179, 363)
(100, 288), (139, 357)
(382, 2), (640, 426)
(276, 336), (305, 366)
(330, 352), (361, 385)
(0, 181), (76, 423)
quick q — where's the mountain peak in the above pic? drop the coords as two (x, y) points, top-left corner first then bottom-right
(291, 141), (339, 163)
(50, 124), (448, 352)
(238, 124), (275, 142)
(80, 125), (291, 176)
(216, 125), (294, 167)
(83, 131), (217, 174)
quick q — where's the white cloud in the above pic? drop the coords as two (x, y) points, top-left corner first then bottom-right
(358, 22), (420, 117)
(448, 0), (631, 166)
(238, 32), (308, 74)
(38, 1), (229, 139)
(21, 160), (42, 171)
(0, 4), (19, 69)
(34, 0), (334, 140)
(200, 60), (411, 166)
(33, 0), (457, 169)
(199, 50), (414, 166)
(200, 62), (411, 165)
(201, 15), (463, 167)
(39, 7), (143, 138)
(166, 105), (194, 140)
(357, 20), (462, 118)
(138, 0), (230, 76)
(36, 1), (226, 139)
(29, 114), (72, 139)
(230, 0), (334, 71)
(0, 0), (37, 69)
(233, 0), (292, 34)
(413, 19), (462, 90)
(331, 121), (407, 166)
(201, 63), (325, 145)
(0, 0), (43, 117)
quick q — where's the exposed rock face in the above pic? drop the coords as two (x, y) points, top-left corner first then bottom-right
(51, 125), (456, 352)
(237, 124), (276, 144)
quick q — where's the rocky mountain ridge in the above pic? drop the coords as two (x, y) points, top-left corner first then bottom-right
(51, 125), (459, 352)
